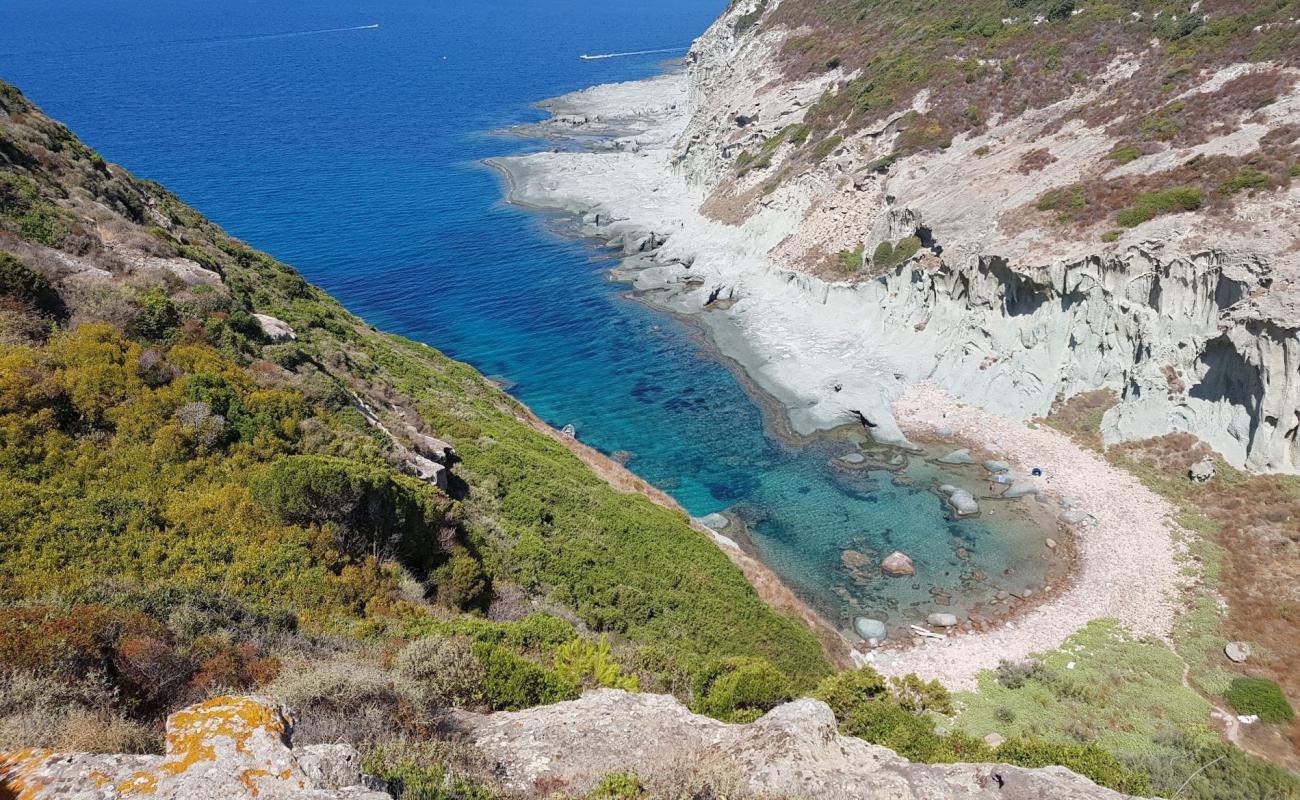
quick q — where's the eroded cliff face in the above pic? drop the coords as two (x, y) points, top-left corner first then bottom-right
(670, 0), (1300, 473)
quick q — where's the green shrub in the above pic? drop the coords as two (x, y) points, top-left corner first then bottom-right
(553, 634), (638, 691)
(1106, 145), (1142, 165)
(1121, 737), (1300, 800)
(812, 135), (843, 160)
(472, 642), (578, 711)
(1219, 169), (1271, 195)
(131, 287), (179, 340)
(786, 123), (811, 147)
(891, 236), (922, 264)
(0, 174), (71, 247)
(996, 739), (1153, 796)
(835, 243), (864, 274)
(1223, 677), (1294, 722)
(813, 666), (889, 720)
(872, 241), (894, 266)
(362, 743), (501, 800)
(1290, 164), (1300, 177)
(1101, 230), (1122, 243)
(994, 659), (1054, 690)
(845, 701), (991, 763)
(587, 773), (645, 799)
(438, 546), (488, 610)
(1116, 186), (1202, 228)
(0, 251), (55, 311)
(249, 454), (448, 568)
(692, 657), (792, 723)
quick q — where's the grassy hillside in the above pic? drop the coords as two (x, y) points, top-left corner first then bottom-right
(0, 78), (832, 756)
(733, 0), (1300, 224)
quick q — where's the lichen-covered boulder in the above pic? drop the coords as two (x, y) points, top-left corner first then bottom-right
(0, 696), (387, 799)
(454, 689), (1141, 799)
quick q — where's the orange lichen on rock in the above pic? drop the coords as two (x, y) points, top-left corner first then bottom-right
(0, 748), (55, 800)
(0, 697), (384, 798)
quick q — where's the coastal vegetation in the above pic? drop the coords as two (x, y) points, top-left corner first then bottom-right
(0, 79), (830, 763)
(1037, 393), (1300, 793)
(721, 1), (1300, 236)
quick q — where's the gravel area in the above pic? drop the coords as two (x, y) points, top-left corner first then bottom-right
(872, 382), (1187, 691)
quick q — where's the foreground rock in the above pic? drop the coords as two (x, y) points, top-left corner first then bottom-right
(0, 696), (386, 799)
(452, 689), (1139, 798)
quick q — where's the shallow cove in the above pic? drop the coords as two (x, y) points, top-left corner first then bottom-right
(499, 202), (1066, 641)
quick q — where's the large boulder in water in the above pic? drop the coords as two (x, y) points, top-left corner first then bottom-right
(948, 489), (980, 516)
(983, 460), (1011, 474)
(853, 617), (887, 642)
(881, 551), (915, 576)
(937, 448), (975, 465)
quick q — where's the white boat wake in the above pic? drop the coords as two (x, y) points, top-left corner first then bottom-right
(580, 46), (686, 60)
(16, 23), (380, 57)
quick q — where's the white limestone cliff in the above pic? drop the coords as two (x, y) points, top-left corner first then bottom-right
(492, 0), (1300, 473)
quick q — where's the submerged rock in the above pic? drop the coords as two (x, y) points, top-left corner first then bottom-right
(938, 448), (975, 465)
(697, 512), (730, 530)
(853, 617), (888, 642)
(983, 460), (1011, 474)
(881, 551), (916, 576)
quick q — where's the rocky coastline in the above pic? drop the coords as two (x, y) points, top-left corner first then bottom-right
(485, 39), (1186, 688)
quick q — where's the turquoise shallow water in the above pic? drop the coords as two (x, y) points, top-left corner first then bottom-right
(0, 0), (1060, 637)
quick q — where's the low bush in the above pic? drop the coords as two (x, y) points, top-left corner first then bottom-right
(362, 740), (500, 800)
(873, 236), (923, 268)
(249, 454), (450, 570)
(835, 243), (864, 274)
(994, 659), (1054, 690)
(1219, 168), (1271, 195)
(394, 635), (485, 708)
(0, 251), (55, 312)
(472, 642), (578, 711)
(1106, 145), (1142, 165)
(692, 657), (792, 723)
(587, 773), (645, 799)
(1115, 186), (1202, 228)
(553, 635), (638, 691)
(1223, 677), (1294, 722)
(131, 286), (180, 340)
(812, 134), (844, 160)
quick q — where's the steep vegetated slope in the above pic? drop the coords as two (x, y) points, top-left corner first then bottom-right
(0, 79), (832, 762)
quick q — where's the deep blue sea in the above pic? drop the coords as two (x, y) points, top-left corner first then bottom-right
(0, 0), (1058, 636)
